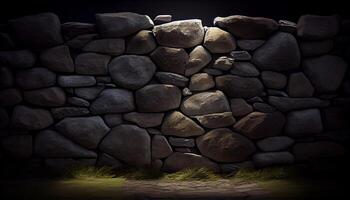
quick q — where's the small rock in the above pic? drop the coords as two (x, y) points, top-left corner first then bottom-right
(83, 39), (125, 56)
(90, 89), (135, 114)
(189, 73), (215, 91)
(23, 87), (66, 107)
(155, 72), (189, 87)
(152, 135), (173, 159)
(212, 56), (234, 71)
(51, 107), (90, 120)
(11, 105), (53, 130)
(154, 15), (172, 25)
(253, 102), (276, 113)
(230, 51), (251, 61)
(203, 27), (236, 53)
(126, 30), (156, 54)
(0, 50), (36, 68)
(268, 96), (329, 112)
(182, 87), (192, 96)
(203, 68), (223, 76)
(278, 20), (297, 33)
(253, 152), (294, 168)
(257, 136), (294, 152)
(194, 112), (235, 128)
(285, 109), (323, 137)
(161, 111), (204, 137)
(237, 40), (265, 51)
(185, 46), (212, 76)
(287, 72), (314, 97)
(297, 15), (339, 40)
(230, 62), (259, 77)
(169, 137), (195, 147)
(58, 75), (96, 87)
(123, 112), (164, 128)
(230, 98), (253, 117)
(216, 75), (264, 98)
(150, 46), (188, 75)
(261, 71), (287, 89)
(267, 89), (288, 97)
(40, 45), (74, 73)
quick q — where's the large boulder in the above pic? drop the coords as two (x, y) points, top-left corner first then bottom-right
(293, 142), (345, 161)
(285, 109), (323, 137)
(58, 75), (96, 87)
(11, 105), (53, 130)
(95, 12), (153, 38)
(252, 32), (300, 71)
(155, 72), (189, 87)
(287, 72), (314, 97)
(214, 15), (278, 39)
(185, 46), (212, 76)
(99, 125), (151, 166)
(253, 152), (294, 168)
(126, 30), (156, 54)
(135, 84), (181, 112)
(194, 112), (236, 128)
(1, 135), (32, 159)
(268, 96), (329, 112)
(181, 90), (230, 116)
(40, 45), (74, 73)
(123, 112), (164, 128)
(0, 50), (36, 69)
(109, 55), (156, 90)
(163, 152), (220, 172)
(23, 87), (66, 107)
(90, 89), (135, 114)
(9, 12), (63, 48)
(35, 130), (97, 158)
(83, 39), (125, 56)
(216, 75), (264, 98)
(75, 53), (110, 75)
(15, 68), (56, 90)
(203, 27), (236, 53)
(153, 19), (204, 48)
(189, 73), (215, 91)
(152, 135), (173, 159)
(302, 55), (347, 93)
(196, 128), (255, 162)
(297, 15), (339, 40)
(233, 112), (285, 139)
(257, 136), (294, 152)
(150, 46), (188, 75)
(161, 111), (204, 137)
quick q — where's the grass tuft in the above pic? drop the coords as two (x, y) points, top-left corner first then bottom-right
(65, 166), (115, 180)
(164, 168), (220, 181)
(116, 168), (164, 180)
(234, 166), (296, 181)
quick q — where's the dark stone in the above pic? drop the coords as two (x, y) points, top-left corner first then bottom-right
(237, 40), (265, 51)
(103, 114), (123, 127)
(268, 96), (329, 112)
(0, 50), (36, 68)
(0, 108), (9, 128)
(97, 153), (123, 170)
(123, 112), (164, 128)
(161, 111), (204, 137)
(126, 30), (156, 54)
(40, 45), (74, 73)
(285, 109), (323, 137)
(154, 15), (172, 25)
(61, 22), (96, 40)
(257, 136), (294, 152)
(58, 75), (96, 87)
(23, 87), (66, 107)
(16, 68), (56, 90)
(0, 88), (22, 106)
(253, 102), (276, 113)
(230, 51), (251, 61)
(260, 71), (287, 89)
(297, 15), (339, 40)
(278, 20), (297, 33)
(0, 32), (15, 50)
(83, 39), (125, 56)
(150, 46), (188, 75)
(11, 105), (53, 130)
(322, 107), (349, 130)
(253, 152), (294, 168)
(90, 89), (135, 114)
(66, 34), (98, 49)
(216, 75), (264, 98)
(287, 72), (314, 97)
(75, 53), (110, 75)
(230, 98), (253, 117)
(169, 137), (195, 147)
(75, 86), (105, 100)
(155, 72), (189, 87)
(230, 62), (259, 77)
(51, 107), (90, 120)
(203, 27), (236, 53)
(0, 67), (13, 88)
(300, 40), (333, 57)
(1, 135), (32, 159)
(194, 112), (236, 128)
(152, 135), (173, 159)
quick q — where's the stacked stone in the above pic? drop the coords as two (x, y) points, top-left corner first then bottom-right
(0, 12), (348, 173)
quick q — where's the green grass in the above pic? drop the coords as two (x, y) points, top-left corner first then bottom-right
(164, 168), (221, 181)
(64, 166), (116, 180)
(233, 166), (297, 181)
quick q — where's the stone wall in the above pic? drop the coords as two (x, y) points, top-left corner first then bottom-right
(0, 12), (349, 173)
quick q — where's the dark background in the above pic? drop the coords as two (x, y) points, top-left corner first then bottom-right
(0, 0), (349, 25)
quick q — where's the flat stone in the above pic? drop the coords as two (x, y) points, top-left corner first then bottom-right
(153, 19), (204, 48)
(278, 20), (297, 33)
(194, 112), (236, 128)
(189, 73), (215, 91)
(58, 75), (96, 87)
(237, 40), (265, 51)
(97, 153), (123, 170)
(40, 45), (74, 73)
(90, 89), (135, 114)
(234, 111), (285, 139)
(300, 40), (333, 57)
(257, 136), (294, 152)
(261, 71), (287, 89)
(216, 75), (264, 98)
(230, 51), (251, 61)
(230, 98), (253, 117)
(252, 32), (300, 71)
(103, 114), (122, 127)
(161, 111), (204, 137)
(168, 137), (195, 147)
(152, 135), (173, 159)
(126, 30), (156, 54)
(185, 46), (212, 76)
(51, 107), (90, 120)
(154, 15), (172, 25)
(203, 68), (223, 76)
(285, 109), (323, 137)
(123, 112), (164, 128)
(181, 90), (230, 116)
(293, 141), (345, 161)
(253, 102), (276, 113)
(1, 135), (32, 159)
(100, 124), (151, 166)
(15, 68), (56, 90)
(95, 12), (153, 38)
(0, 88), (22, 106)
(0, 50), (36, 68)
(287, 72), (314, 97)
(297, 15), (339, 40)
(230, 62), (259, 77)
(150, 46), (188, 75)
(23, 87), (66, 107)
(155, 72), (189, 87)
(0, 67), (13, 89)
(203, 27), (236, 53)
(109, 55), (156, 90)
(267, 89), (288, 97)
(83, 39), (125, 56)
(136, 84), (181, 112)
(268, 96), (329, 112)
(75, 53), (110, 75)
(253, 152), (294, 168)
(197, 128), (256, 162)
(61, 22), (96, 40)
(75, 86), (105, 100)
(214, 15), (278, 39)
(212, 56), (234, 71)
(11, 105), (53, 130)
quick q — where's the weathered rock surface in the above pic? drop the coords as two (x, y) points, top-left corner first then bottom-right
(212, 56), (234, 71)
(58, 75), (96, 87)
(123, 112), (164, 128)
(253, 152), (294, 168)
(1, 135), (32, 159)
(155, 72), (189, 87)
(268, 96), (329, 112)
(11, 105), (53, 130)
(257, 136), (294, 152)
(83, 39), (125, 56)
(40, 45), (74, 72)
(189, 73), (215, 91)
(23, 87), (66, 107)
(203, 27), (236, 53)
(230, 98), (253, 117)
(185, 46), (212, 76)
(285, 109), (323, 137)
(194, 112), (236, 128)
(126, 30), (156, 54)
(287, 72), (314, 97)
(297, 15), (339, 40)
(150, 46), (188, 75)
(161, 111), (204, 137)
(152, 135), (173, 159)
(90, 89), (135, 114)
(216, 75), (264, 98)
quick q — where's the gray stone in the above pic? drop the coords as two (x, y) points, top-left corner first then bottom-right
(163, 152), (220, 172)
(103, 114), (122, 127)
(302, 55), (347, 93)
(0, 108), (9, 128)
(154, 15), (172, 25)
(100, 124), (151, 166)
(40, 45), (74, 73)
(109, 55), (156, 90)
(216, 75), (264, 98)
(51, 107), (90, 120)
(169, 137), (195, 147)
(237, 40), (265, 51)
(293, 142), (345, 161)
(66, 34), (98, 49)
(182, 87), (192, 96)
(297, 15), (339, 40)
(0, 32), (15, 50)
(230, 51), (251, 61)
(214, 15), (278, 39)
(185, 46), (212, 76)
(0, 88), (22, 106)
(181, 90), (230, 116)
(278, 20), (297, 33)
(155, 72), (189, 87)
(11, 105), (53, 130)
(150, 46), (188, 75)
(136, 84), (181, 112)
(153, 19), (204, 48)
(0, 50), (36, 68)
(152, 135), (173, 159)
(233, 111), (285, 139)
(1, 135), (32, 159)
(147, 128), (162, 135)
(90, 89), (135, 114)
(252, 32), (300, 71)
(16, 68), (56, 90)
(161, 111), (204, 137)
(189, 73), (215, 91)
(83, 39), (125, 56)
(253, 102), (276, 113)
(75, 53), (110, 75)
(247, 96), (264, 103)
(267, 89), (288, 97)
(55, 116), (110, 149)
(95, 12), (153, 38)
(253, 152), (294, 168)
(203, 27), (236, 53)
(23, 87), (66, 107)
(203, 68), (223, 76)
(75, 86), (105, 100)
(300, 40), (333, 57)
(67, 97), (90, 107)
(58, 75), (96, 87)
(285, 109), (323, 137)
(35, 130), (97, 158)
(212, 56), (234, 71)
(9, 12), (63, 48)
(194, 112), (236, 128)
(287, 72), (314, 97)
(257, 136), (294, 152)
(126, 30), (156, 54)
(230, 98), (253, 117)
(197, 128), (256, 162)
(123, 112), (164, 128)
(261, 71), (287, 89)
(230, 62), (259, 77)
(0, 67), (13, 88)
(268, 96), (329, 112)
(97, 153), (123, 170)
(61, 22), (96, 40)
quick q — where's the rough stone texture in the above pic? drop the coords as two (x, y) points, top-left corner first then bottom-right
(212, 56), (234, 71)
(95, 12), (153, 38)
(230, 62), (259, 77)
(109, 55), (156, 90)
(51, 107), (90, 119)
(35, 130), (96, 158)
(123, 112), (164, 128)
(58, 75), (96, 87)
(181, 90), (230, 116)
(297, 15), (339, 40)
(153, 19), (204, 48)
(216, 75), (264, 98)
(9, 12), (63, 48)
(185, 46), (212, 76)
(0, 50), (36, 69)
(40, 45), (74, 73)
(163, 152), (220, 172)
(230, 98), (253, 117)
(300, 40), (333, 57)
(155, 72), (189, 87)
(126, 30), (156, 54)
(194, 112), (236, 128)
(268, 96), (329, 112)
(237, 40), (265, 51)
(11, 105), (53, 130)
(233, 112), (285, 139)
(90, 89), (135, 114)
(203, 27), (236, 53)
(75, 53), (110, 75)
(0, 67), (13, 89)
(169, 137), (195, 147)
(15, 68), (56, 90)
(161, 111), (204, 137)
(196, 128), (256, 162)
(152, 135), (173, 159)
(252, 32), (300, 71)
(0, 89), (22, 106)
(55, 116), (110, 149)
(302, 55), (347, 93)
(189, 73), (215, 91)
(230, 51), (251, 61)
(257, 136), (294, 152)
(83, 39), (125, 56)
(287, 72), (314, 97)
(253, 152), (294, 168)
(1, 135), (32, 159)
(260, 71), (287, 90)
(136, 84), (181, 112)
(23, 87), (66, 107)
(150, 46), (188, 75)
(75, 86), (105, 100)
(214, 15), (278, 39)
(99, 125), (151, 166)
(285, 109), (323, 138)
